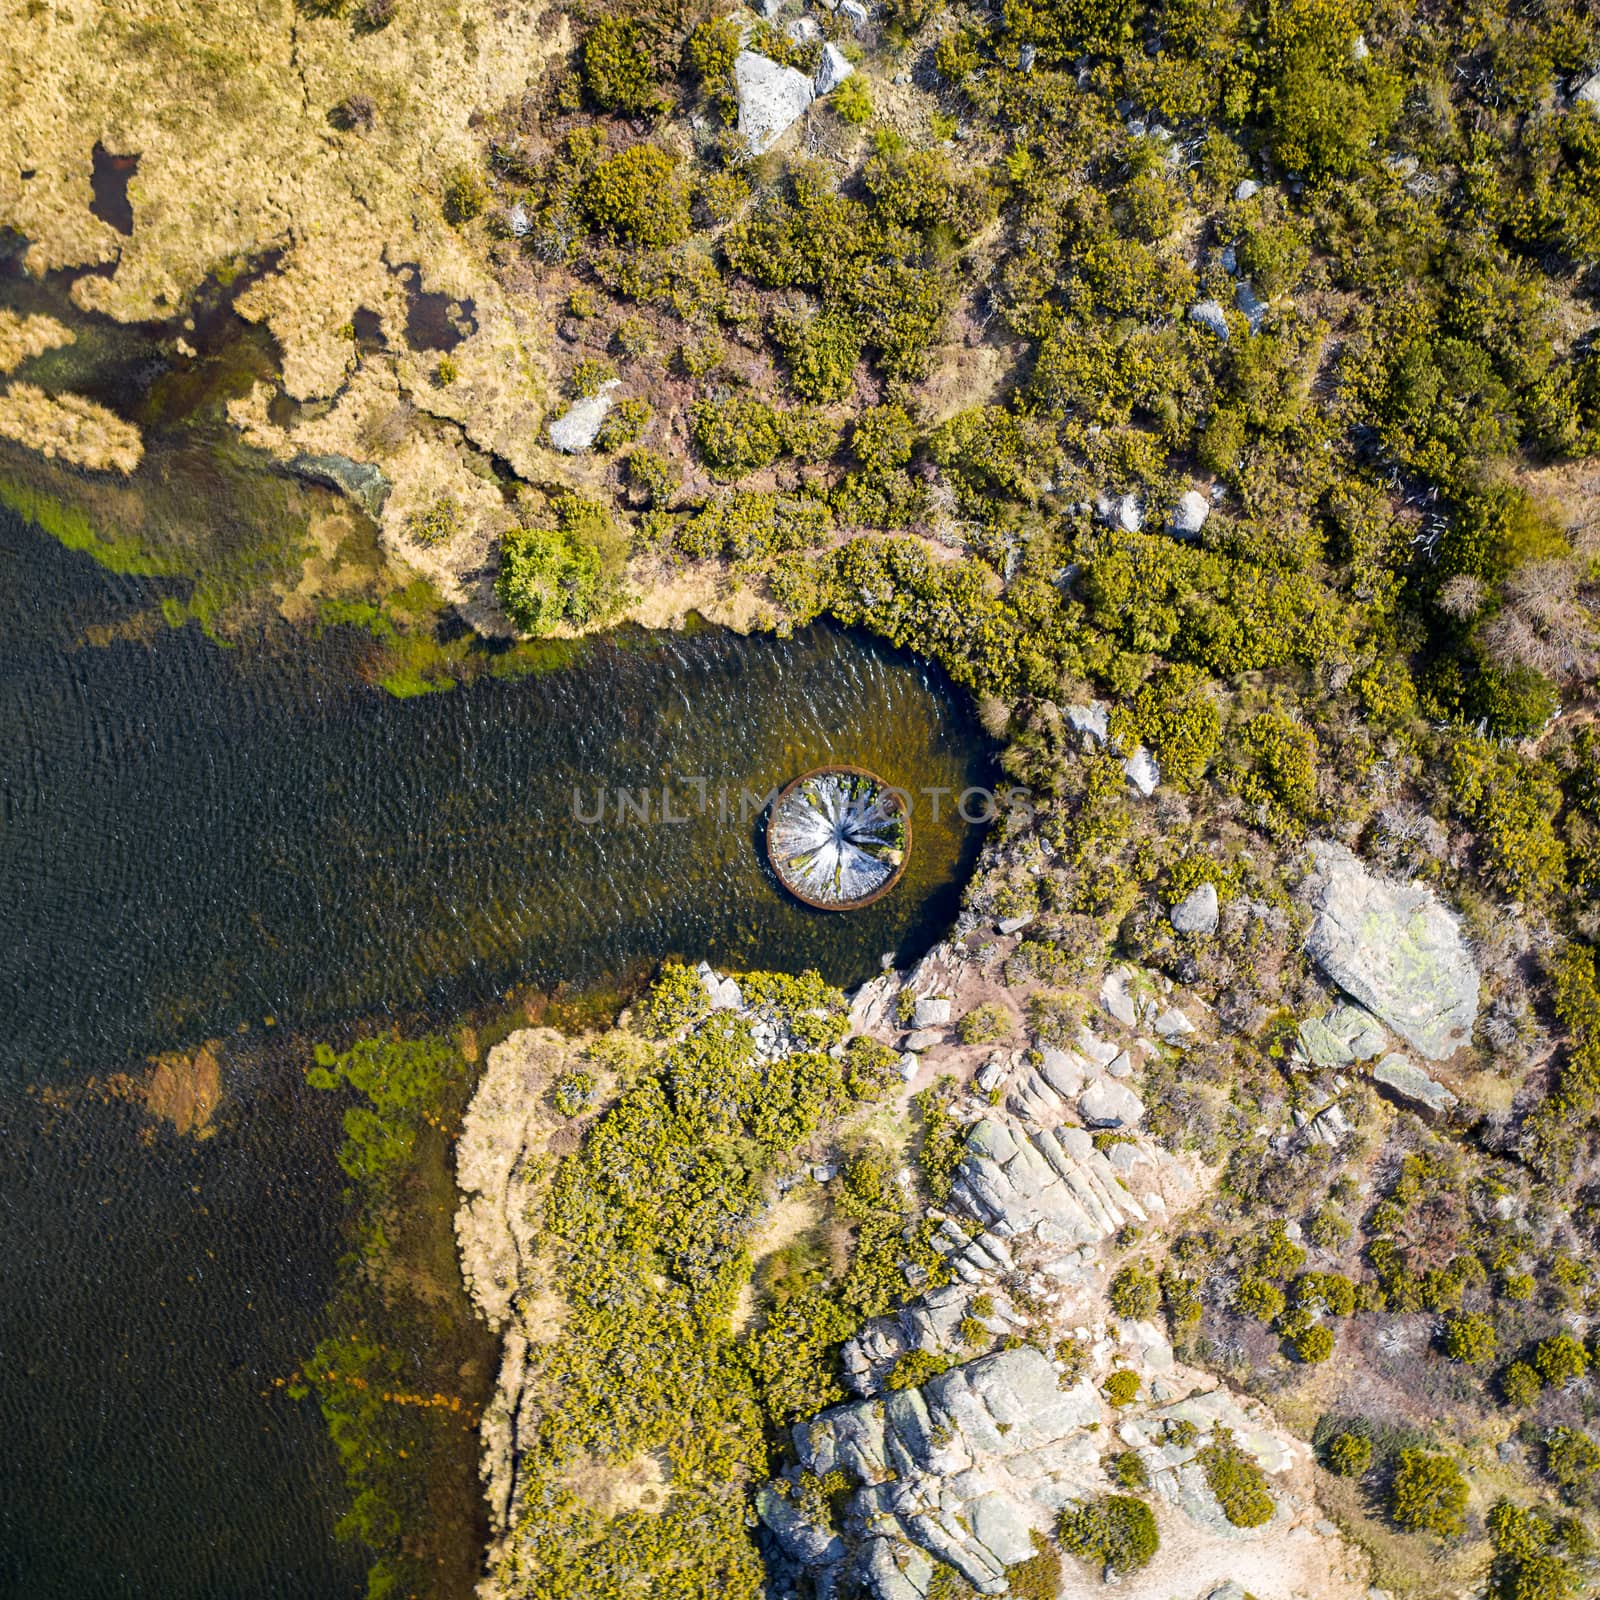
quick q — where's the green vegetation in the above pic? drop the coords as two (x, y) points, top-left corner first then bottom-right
(1326, 1431), (1373, 1478)
(1391, 1448), (1469, 1539)
(497, 494), (625, 636)
(1058, 1494), (1159, 1575)
(1198, 1427), (1274, 1527)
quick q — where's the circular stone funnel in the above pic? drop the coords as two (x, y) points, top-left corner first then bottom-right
(766, 766), (911, 910)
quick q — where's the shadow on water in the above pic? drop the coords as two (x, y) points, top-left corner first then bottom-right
(0, 494), (997, 1598)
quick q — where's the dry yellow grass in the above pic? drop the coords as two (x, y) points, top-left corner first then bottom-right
(0, 309), (74, 373)
(0, 383), (143, 473)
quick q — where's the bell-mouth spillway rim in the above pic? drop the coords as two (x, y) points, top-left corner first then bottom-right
(765, 763), (913, 912)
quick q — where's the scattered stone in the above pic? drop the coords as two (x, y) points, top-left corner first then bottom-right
(839, 0), (868, 26)
(1080, 1078), (1145, 1128)
(787, 15), (820, 42)
(1234, 177), (1261, 200)
(1236, 280), (1268, 332)
(911, 996), (951, 1029)
(1168, 488), (1210, 538)
(753, 0), (782, 15)
(975, 1055), (1010, 1094)
(1170, 881), (1219, 935)
(1217, 242), (1238, 275)
(506, 201), (531, 237)
(997, 913), (1034, 935)
(734, 51), (814, 154)
(1018, 43), (1036, 71)
(1097, 490), (1143, 531)
(1065, 701), (1109, 744)
(1105, 1050), (1133, 1079)
(1372, 1053), (1457, 1117)
(1351, 32), (1369, 60)
(814, 40), (853, 94)
(1302, 839), (1479, 1060)
(548, 380), (618, 453)
(1190, 299), (1230, 340)
(813, 1162), (838, 1182)
(1100, 969), (1139, 1028)
(904, 1028), (942, 1052)
(1576, 70), (1600, 109)
(1076, 1026), (1120, 1068)
(1123, 745), (1161, 797)
(898, 1052), (920, 1080)
(1154, 1006), (1195, 1043)
(1036, 1046), (1086, 1099)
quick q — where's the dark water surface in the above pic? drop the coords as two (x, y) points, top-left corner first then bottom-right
(0, 499), (993, 1597)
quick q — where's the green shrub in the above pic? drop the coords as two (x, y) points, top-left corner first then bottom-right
(582, 145), (691, 246)
(1391, 1448), (1468, 1538)
(1545, 1427), (1600, 1506)
(441, 164), (490, 224)
(771, 307), (862, 403)
(1058, 1494), (1159, 1574)
(887, 1347), (952, 1390)
(1443, 1312), (1498, 1365)
(1104, 1369), (1140, 1407)
(406, 496), (461, 547)
(552, 1069), (596, 1117)
(832, 73), (873, 125)
(1110, 1450), (1150, 1489)
(596, 397), (650, 452)
(1234, 1274), (1287, 1323)
(626, 447), (680, 508)
(958, 1003), (1013, 1045)
(1198, 1427), (1275, 1527)
(1293, 1324), (1335, 1363)
(497, 499), (614, 635)
(582, 16), (666, 115)
(1502, 1360), (1542, 1407)
(1534, 1333), (1589, 1388)
(1327, 1431), (1373, 1477)
(1109, 1263), (1162, 1321)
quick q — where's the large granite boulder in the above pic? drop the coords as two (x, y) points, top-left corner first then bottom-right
(1302, 840), (1478, 1060)
(735, 50), (814, 153)
(1372, 1053), (1457, 1117)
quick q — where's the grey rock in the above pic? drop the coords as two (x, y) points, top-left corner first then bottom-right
(1190, 299), (1230, 341)
(753, 0), (783, 15)
(1017, 43), (1036, 71)
(1208, 1585), (1248, 1600)
(840, 0), (868, 25)
(1036, 1046), (1085, 1098)
(1217, 243), (1238, 275)
(1154, 1006), (1195, 1042)
(912, 996), (952, 1029)
(1123, 745), (1161, 797)
(898, 1052), (920, 1080)
(548, 380), (619, 453)
(755, 1485), (847, 1564)
(1170, 881), (1219, 935)
(288, 452), (392, 519)
(1372, 1053), (1457, 1117)
(1302, 839), (1478, 1059)
(1105, 1050), (1133, 1078)
(1351, 31), (1369, 60)
(735, 51), (814, 154)
(815, 41), (853, 94)
(904, 1029), (942, 1052)
(1099, 490), (1143, 532)
(1076, 1026), (1120, 1067)
(787, 15), (821, 41)
(1576, 70), (1600, 109)
(1236, 280), (1268, 332)
(506, 201), (532, 237)
(1234, 178), (1261, 200)
(1100, 969), (1139, 1028)
(974, 1055), (1009, 1094)
(997, 914), (1033, 935)
(1079, 1078), (1144, 1128)
(1168, 488), (1210, 538)
(1065, 701), (1108, 744)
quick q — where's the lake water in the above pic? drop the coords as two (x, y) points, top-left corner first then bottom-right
(0, 493), (994, 1596)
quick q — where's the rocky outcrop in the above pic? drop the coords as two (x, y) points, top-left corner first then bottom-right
(289, 450), (392, 519)
(1169, 488), (1210, 538)
(1302, 840), (1478, 1059)
(814, 41), (853, 94)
